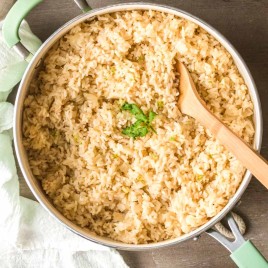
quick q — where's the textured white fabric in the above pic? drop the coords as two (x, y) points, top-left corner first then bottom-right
(0, 2), (128, 267)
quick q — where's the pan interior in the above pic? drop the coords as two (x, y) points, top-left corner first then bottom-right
(14, 3), (262, 250)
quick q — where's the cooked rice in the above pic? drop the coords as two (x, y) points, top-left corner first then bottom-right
(22, 11), (255, 244)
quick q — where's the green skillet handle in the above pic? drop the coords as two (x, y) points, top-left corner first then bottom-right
(231, 240), (268, 268)
(3, 0), (43, 61)
(2, 0), (92, 47)
(73, 0), (92, 12)
(3, 0), (42, 47)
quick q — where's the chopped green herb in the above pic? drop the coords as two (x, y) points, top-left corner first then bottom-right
(137, 55), (145, 63)
(121, 102), (157, 139)
(73, 134), (80, 143)
(169, 136), (176, 141)
(110, 66), (116, 74)
(150, 126), (157, 134)
(122, 120), (149, 139)
(148, 111), (156, 124)
(196, 175), (204, 181)
(149, 153), (158, 160)
(121, 103), (147, 122)
(157, 101), (164, 109)
(136, 175), (145, 183)
(51, 129), (57, 137)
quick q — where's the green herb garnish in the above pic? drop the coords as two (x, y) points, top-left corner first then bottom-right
(169, 136), (176, 141)
(157, 101), (164, 109)
(73, 134), (80, 143)
(51, 129), (57, 137)
(122, 120), (149, 138)
(121, 103), (148, 122)
(149, 152), (158, 160)
(137, 55), (145, 63)
(121, 103), (157, 139)
(196, 175), (204, 181)
(110, 66), (116, 75)
(148, 111), (156, 124)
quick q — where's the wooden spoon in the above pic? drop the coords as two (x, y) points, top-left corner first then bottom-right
(177, 61), (268, 189)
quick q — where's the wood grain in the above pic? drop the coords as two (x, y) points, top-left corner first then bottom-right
(15, 0), (268, 267)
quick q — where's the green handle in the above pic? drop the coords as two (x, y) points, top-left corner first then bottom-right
(3, 0), (43, 48)
(231, 240), (268, 268)
(74, 0), (92, 12)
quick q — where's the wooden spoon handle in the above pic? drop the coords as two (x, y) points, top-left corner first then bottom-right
(193, 105), (268, 189)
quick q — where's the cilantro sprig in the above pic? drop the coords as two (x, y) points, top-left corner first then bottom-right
(121, 103), (157, 139)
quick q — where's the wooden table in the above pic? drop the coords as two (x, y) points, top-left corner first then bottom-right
(16, 0), (268, 267)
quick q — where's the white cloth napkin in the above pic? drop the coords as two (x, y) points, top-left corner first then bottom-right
(0, 7), (128, 268)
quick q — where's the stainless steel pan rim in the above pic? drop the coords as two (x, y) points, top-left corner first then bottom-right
(14, 2), (263, 250)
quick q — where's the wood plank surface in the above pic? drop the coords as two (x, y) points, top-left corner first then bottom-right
(14, 0), (268, 267)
